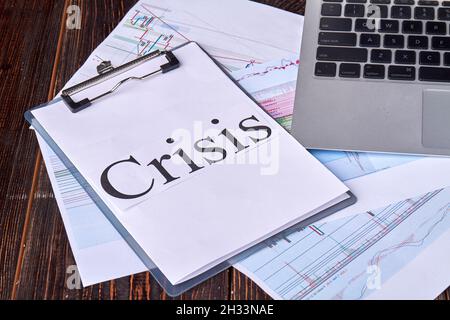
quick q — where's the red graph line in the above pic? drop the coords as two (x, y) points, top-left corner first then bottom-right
(235, 59), (300, 82)
(209, 54), (261, 64)
(139, 3), (264, 68)
(140, 3), (191, 42)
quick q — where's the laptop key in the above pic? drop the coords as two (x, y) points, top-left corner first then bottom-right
(419, 67), (450, 82)
(418, 0), (439, 5)
(408, 36), (428, 49)
(360, 33), (381, 47)
(402, 20), (423, 34)
(320, 18), (353, 31)
(371, 49), (392, 63)
(384, 34), (405, 48)
(371, 0), (390, 4)
(438, 8), (450, 20)
(414, 7), (435, 20)
(426, 21), (446, 35)
(364, 64), (385, 79)
(315, 62), (337, 77)
(319, 32), (357, 46)
(345, 4), (365, 17)
(317, 47), (368, 62)
(395, 50), (416, 64)
(355, 19), (376, 32)
(394, 0), (415, 4)
(322, 3), (342, 16)
(367, 4), (388, 18)
(379, 19), (400, 33)
(445, 53), (450, 66)
(391, 6), (412, 19)
(431, 37), (450, 50)
(388, 65), (416, 80)
(339, 63), (361, 78)
(419, 51), (440, 65)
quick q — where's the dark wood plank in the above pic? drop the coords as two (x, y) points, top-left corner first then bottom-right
(0, 0), (68, 300)
(13, 0), (229, 300)
(437, 288), (450, 300)
(252, 0), (306, 15)
(230, 269), (270, 300)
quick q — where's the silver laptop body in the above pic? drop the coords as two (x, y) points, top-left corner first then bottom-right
(292, 0), (450, 156)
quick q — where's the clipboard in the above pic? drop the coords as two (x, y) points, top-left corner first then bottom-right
(25, 42), (356, 297)
(61, 50), (180, 113)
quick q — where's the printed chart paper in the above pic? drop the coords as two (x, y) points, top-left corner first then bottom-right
(235, 188), (450, 300)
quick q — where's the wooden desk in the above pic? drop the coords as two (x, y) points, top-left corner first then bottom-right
(0, 0), (448, 300)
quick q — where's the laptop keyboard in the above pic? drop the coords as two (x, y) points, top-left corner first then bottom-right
(316, 0), (450, 82)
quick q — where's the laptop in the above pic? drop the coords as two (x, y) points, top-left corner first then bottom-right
(292, 0), (450, 156)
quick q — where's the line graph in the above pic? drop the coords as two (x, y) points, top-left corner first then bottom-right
(234, 58), (300, 82)
(236, 188), (450, 300)
(90, 0), (303, 72)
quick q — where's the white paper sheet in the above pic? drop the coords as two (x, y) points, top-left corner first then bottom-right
(32, 42), (349, 285)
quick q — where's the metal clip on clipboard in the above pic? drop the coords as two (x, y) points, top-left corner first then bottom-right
(61, 50), (180, 113)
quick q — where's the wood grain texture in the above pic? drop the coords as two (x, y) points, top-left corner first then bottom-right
(252, 0), (306, 15)
(0, 0), (448, 300)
